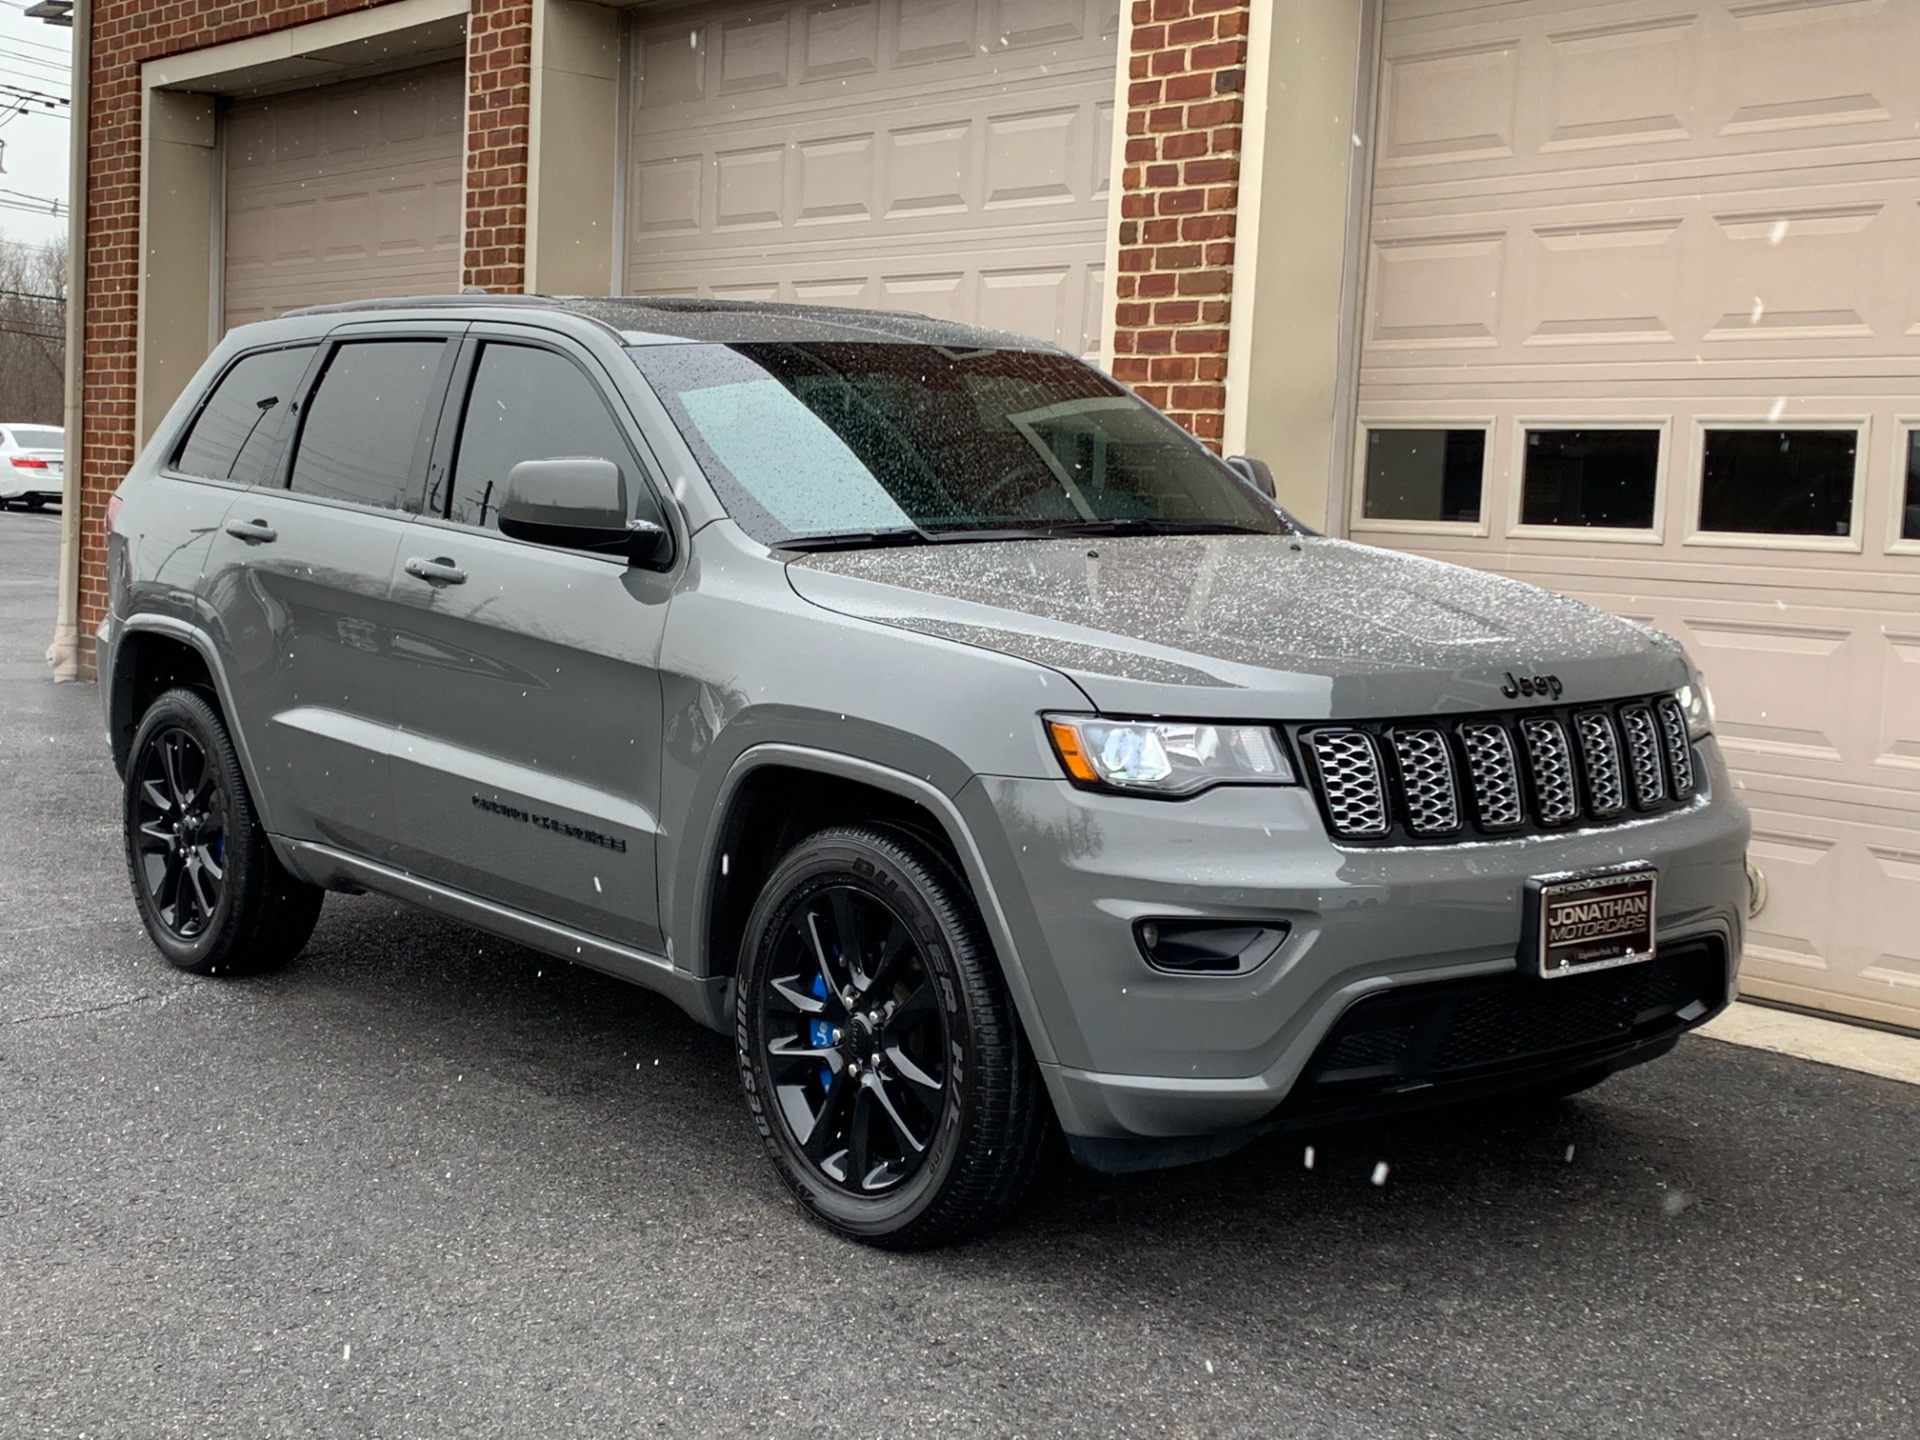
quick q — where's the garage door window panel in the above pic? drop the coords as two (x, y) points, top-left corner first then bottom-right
(1357, 426), (1487, 529)
(172, 345), (317, 486)
(1516, 427), (1663, 537)
(1898, 429), (1920, 546)
(1696, 427), (1861, 544)
(445, 344), (661, 533)
(288, 340), (449, 511)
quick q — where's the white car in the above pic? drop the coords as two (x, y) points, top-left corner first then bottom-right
(0, 424), (64, 509)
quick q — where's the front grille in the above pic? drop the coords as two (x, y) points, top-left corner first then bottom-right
(1390, 728), (1461, 836)
(1574, 711), (1626, 818)
(1518, 716), (1579, 825)
(1289, 937), (1726, 1105)
(1308, 730), (1390, 838)
(1655, 696), (1697, 798)
(1619, 704), (1666, 808)
(1459, 722), (1525, 831)
(1296, 691), (1702, 845)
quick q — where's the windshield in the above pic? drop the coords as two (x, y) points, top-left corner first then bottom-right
(626, 342), (1285, 546)
(6, 426), (61, 450)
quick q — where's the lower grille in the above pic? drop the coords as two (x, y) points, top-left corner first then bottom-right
(1290, 938), (1725, 1105)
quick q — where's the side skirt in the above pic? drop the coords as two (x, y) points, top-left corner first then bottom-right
(276, 837), (729, 1031)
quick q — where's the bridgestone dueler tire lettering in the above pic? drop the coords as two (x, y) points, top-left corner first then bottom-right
(123, 687), (325, 977)
(736, 824), (1046, 1249)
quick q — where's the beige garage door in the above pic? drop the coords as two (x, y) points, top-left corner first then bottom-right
(1353, 0), (1920, 1030)
(624, 0), (1117, 356)
(223, 62), (465, 331)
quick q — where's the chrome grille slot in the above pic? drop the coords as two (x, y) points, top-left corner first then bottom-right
(1518, 717), (1580, 825)
(1620, 704), (1666, 808)
(1307, 729), (1390, 839)
(1655, 695), (1697, 798)
(1390, 728), (1461, 836)
(1573, 711), (1626, 818)
(1459, 722), (1525, 831)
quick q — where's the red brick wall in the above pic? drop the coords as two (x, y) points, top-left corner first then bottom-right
(1109, 0), (1250, 450)
(75, 0), (535, 677)
(464, 0), (531, 291)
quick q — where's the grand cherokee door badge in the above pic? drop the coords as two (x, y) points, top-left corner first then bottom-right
(472, 793), (627, 853)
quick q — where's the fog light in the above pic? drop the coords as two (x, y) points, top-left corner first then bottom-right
(1134, 919), (1289, 976)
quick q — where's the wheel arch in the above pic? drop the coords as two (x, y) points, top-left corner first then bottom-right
(108, 618), (277, 832)
(695, 745), (1059, 1066)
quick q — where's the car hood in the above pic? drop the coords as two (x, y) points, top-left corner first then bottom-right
(784, 534), (1687, 719)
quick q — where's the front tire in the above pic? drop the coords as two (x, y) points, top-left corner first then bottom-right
(736, 825), (1044, 1249)
(124, 687), (324, 976)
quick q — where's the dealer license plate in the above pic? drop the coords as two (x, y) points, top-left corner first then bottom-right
(1523, 865), (1657, 979)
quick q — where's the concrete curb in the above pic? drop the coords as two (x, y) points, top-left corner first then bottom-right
(1698, 999), (1920, 1087)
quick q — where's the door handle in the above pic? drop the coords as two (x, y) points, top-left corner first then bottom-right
(404, 555), (468, 586)
(223, 518), (277, 544)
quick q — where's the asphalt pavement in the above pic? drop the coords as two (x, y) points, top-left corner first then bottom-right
(1, 510), (1915, 1439)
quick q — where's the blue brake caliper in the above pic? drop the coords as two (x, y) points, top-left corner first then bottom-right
(808, 973), (834, 1092)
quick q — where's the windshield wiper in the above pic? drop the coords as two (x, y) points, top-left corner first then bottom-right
(1023, 518), (1273, 538)
(774, 527), (933, 552)
(776, 518), (1277, 552)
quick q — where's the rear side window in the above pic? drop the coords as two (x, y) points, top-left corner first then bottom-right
(446, 343), (644, 529)
(289, 340), (446, 510)
(175, 346), (314, 484)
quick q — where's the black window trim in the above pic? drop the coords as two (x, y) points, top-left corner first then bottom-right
(1507, 417), (1669, 543)
(1351, 420), (1493, 534)
(162, 339), (324, 488)
(415, 326), (679, 567)
(274, 324), (466, 514)
(1687, 417), (1867, 552)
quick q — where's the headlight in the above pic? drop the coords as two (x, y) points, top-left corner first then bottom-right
(1676, 676), (1714, 740)
(1044, 715), (1296, 796)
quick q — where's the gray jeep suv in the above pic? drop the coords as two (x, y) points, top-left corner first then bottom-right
(101, 296), (1750, 1247)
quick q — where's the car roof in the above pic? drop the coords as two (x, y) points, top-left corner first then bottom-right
(280, 293), (1057, 352)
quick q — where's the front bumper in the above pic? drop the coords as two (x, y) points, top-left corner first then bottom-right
(963, 738), (1750, 1146)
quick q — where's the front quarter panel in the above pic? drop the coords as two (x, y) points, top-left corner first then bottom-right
(657, 522), (1092, 1020)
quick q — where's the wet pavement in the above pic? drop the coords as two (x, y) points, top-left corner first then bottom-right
(2, 512), (1915, 1439)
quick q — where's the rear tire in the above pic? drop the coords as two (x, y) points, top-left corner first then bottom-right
(736, 824), (1045, 1249)
(124, 687), (324, 976)
(25, 496), (46, 511)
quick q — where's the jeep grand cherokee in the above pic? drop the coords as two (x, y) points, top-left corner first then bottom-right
(101, 296), (1750, 1247)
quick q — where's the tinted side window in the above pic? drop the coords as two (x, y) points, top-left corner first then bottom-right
(289, 340), (446, 510)
(176, 346), (315, 484)
(447, 344), (643, 529)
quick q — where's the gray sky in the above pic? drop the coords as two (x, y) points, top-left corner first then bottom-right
(0, 0), (74, 251)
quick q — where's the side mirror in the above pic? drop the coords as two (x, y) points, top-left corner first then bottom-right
(497, 457), (671, 568)
(1224, 454), (1276, 499)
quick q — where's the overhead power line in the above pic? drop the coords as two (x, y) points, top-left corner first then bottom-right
(0, 82), (67, 105)
(9, 30), (71, 54)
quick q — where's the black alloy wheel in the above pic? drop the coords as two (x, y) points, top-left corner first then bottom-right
(132, 724), (230, 940)
(759, 880), (949, 1195)
(123, 687), (325, 976)
(737, 825), (1046, 1248)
